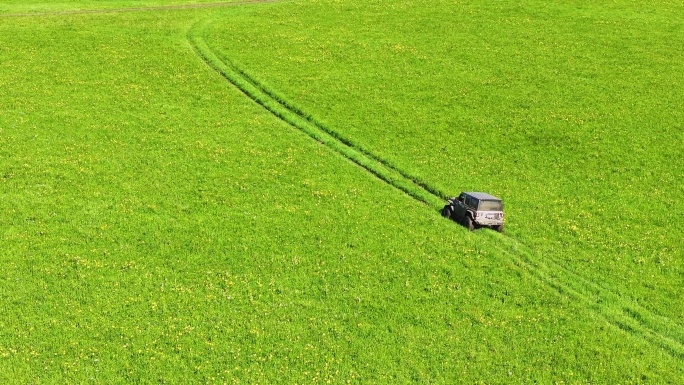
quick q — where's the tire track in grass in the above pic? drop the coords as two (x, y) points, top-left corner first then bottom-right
(188, 18), (684, 359)
(188, 19), (447, 210)
(482, 231), (684, 359)
(203, 37), (450, 205)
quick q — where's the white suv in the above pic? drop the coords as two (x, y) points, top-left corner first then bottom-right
(441, 192), (504, 232)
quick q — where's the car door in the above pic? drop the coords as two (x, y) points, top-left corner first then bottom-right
(453, 194), (467, 220)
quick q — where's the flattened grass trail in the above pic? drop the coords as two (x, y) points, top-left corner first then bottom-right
(189, 19), (448, 210)
(191, 15), (684, 360)
(484, 232), (684, 359)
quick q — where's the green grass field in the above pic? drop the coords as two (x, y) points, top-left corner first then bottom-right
(0, 0), (249, 14)
(202, 0), (684, 319)
(1, 0), (683, 383)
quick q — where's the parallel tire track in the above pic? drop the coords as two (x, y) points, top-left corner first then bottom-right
(208, 46), (450, 204)
(483, 232), (684, 359)
(187, 16), (684, 359)
(188, 19), (447, 210)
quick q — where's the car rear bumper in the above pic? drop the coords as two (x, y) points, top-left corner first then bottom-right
(474, 219), (504, 226)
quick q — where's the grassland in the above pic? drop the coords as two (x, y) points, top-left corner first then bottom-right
(1, 0), (683, 383)
(0, 0), (252, 14)
(203, 0), (684, 337)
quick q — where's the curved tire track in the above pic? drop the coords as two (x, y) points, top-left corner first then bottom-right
(189, 16), (684, 359)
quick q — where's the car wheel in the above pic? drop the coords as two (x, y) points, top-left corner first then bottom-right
(441, 206), (452, 219)
(494, 224), (504, 233)
(464, 216), (474, 231)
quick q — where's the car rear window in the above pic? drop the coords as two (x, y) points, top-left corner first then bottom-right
(479, 200), (503, 211)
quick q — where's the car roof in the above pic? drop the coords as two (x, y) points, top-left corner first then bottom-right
(462, 192), (502, 201)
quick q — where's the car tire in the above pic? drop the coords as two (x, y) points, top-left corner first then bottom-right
(464, 216), (474, 231)
(441, 206), (452, 219)
(494, 224), (504, 233)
